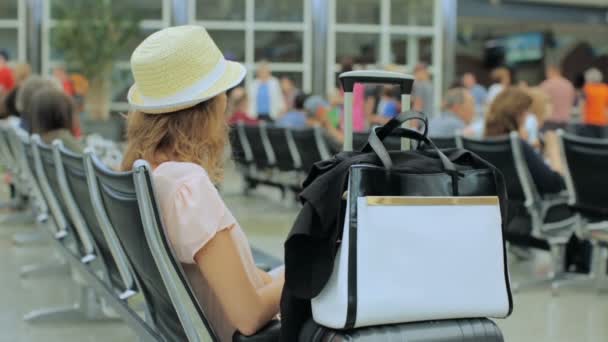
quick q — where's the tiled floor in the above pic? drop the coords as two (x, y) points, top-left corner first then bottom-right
(1, 167), (608, 341)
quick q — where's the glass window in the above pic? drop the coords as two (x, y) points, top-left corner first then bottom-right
(273, 71), (303, 90)
(116, 28), (155, 61)
(389, 35), (409, 65)
(335, 33), (380, 64)
(418, 37), (432, 64)
(111, 67), (133, 103)
(254, 31), (303, 63)
(196, 0), (245, 21)
(336, 0), (380, 25)
(391, 0), (433, 26)
(112, 0), (163, 20)
(0, 0), (18, 19)
(0, 29), (18, 61)
(254, 0), (303, 22)
(208, 30), (246, 62)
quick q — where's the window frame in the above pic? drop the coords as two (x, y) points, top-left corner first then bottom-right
(190, 0), (312, 93)
(0, 0), (26, 63)
(327, 0), (443, 115)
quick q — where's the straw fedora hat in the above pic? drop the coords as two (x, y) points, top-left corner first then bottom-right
(128, 25), (246, 114)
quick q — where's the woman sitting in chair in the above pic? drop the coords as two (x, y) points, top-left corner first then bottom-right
(121, 26), (284, 340)
(484, 87), (566, 250)
(30, 87), (83, 153)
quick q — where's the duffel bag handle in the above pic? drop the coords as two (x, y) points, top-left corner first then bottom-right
(361, 111), (428, 152)
(367, 126), (459, 174)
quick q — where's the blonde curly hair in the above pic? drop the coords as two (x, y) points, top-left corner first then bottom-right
(121, 96), (227, 184)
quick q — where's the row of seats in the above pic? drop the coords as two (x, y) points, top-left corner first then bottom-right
(230, 122), (332, 194)
(1, 123), (505, 341)
(458, 132), (608, 293)
(229, 122), (458, 194)
(0, 125), (283, 341)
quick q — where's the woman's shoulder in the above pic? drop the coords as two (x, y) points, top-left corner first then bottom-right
(154, 161), (209, 181)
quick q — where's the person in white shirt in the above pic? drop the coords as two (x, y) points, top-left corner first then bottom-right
(248, 61), (285, 122)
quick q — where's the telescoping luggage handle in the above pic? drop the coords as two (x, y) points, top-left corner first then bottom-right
(339, 70), (415, 151)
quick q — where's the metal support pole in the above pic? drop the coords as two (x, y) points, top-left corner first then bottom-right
(311, 0), (328, 96)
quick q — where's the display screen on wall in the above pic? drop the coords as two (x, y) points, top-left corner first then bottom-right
(485, 32), (544, 67)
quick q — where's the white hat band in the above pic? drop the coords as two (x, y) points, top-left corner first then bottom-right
(132, 58), (228, 107)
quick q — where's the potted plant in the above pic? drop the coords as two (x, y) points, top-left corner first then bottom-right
(52, 0), (141, 121)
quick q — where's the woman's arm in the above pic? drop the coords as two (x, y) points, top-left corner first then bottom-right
(194, 229), (283, 336)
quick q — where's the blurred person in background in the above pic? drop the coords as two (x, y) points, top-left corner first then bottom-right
(428, 87), (475, 137)
(523, 87), (550, 148)
(485, 87), (566, 250)
(2, 63), (31, 120)
(486, 67), (511, 106)
(30, 87), (82, 153)
(376, 85), (400, 118)
(227, 87), (258, 125)
(0, 50), (14, 95)
(338, 58), (366, 132)
(304, 95), (343, 152)
(412, 62), (434, 116)
(15, 75), (61, 133)
(280, 75), (299, 112)
(248, 61), (284, 122)
(53, 66), (75, 96)
(276, 92), (308, 129)
(70, 73), (88, 138)
(540, 65), (575, 129)
(581, 68), (608, 126)
(461, 72), (487, 116)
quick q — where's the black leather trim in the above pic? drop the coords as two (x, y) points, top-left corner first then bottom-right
(345, 170), (360, 329)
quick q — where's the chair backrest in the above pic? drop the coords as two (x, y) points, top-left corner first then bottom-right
(352, 132), (369, 151)
(31, 135), (72, 240)
(85, 152), (188, 341)
(229, 125), (247, 166)
(291, 127), (326, 173)
(243, 124), (273, 169)
(55, 143), (135, 294)
(7, 128), (48, 214)
(558, 131), (608, 214)
(430, 136), (457, 149)
(458, 133), (540, 206)
(133, 160), (216, 342)
(566, 123), (607, 139)
(265, 126), (300, 171)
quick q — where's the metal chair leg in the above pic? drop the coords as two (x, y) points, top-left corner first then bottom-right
(551, 241), (607, 295)
(24, 285), (121, 323)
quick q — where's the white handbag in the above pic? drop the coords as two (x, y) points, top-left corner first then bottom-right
(311, 70), (512, 329)
(311, 176), (512, 329)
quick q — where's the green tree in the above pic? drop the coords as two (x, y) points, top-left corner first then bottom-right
(52, 0), (141, 120)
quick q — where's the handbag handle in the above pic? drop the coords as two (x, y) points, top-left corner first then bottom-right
(362, 111), (428, 151)
(367, 126), (459, 174)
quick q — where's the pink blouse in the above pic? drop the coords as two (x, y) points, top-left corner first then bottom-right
(153, 161), (264, 341)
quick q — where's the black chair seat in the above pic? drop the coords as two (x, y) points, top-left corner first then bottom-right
(543, 203), (575, 224)
(299, 318), (503, 342)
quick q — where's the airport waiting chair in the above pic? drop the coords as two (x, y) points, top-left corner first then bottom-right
(566, 123), (608, 139)
(243, 123), (274, 171)
(55, 142), (138, 300)
(132, 159), (282, 341)
(291, 127), (331, 174)
(265, 126), (300, 173)
(22, 135), (115, 323)
(229, 124), (250, 170)
(430, 136), (458, 149)
(458, 132), (580, 293)
(85, 151), (195, 341)
(558, 131), (608, 291)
